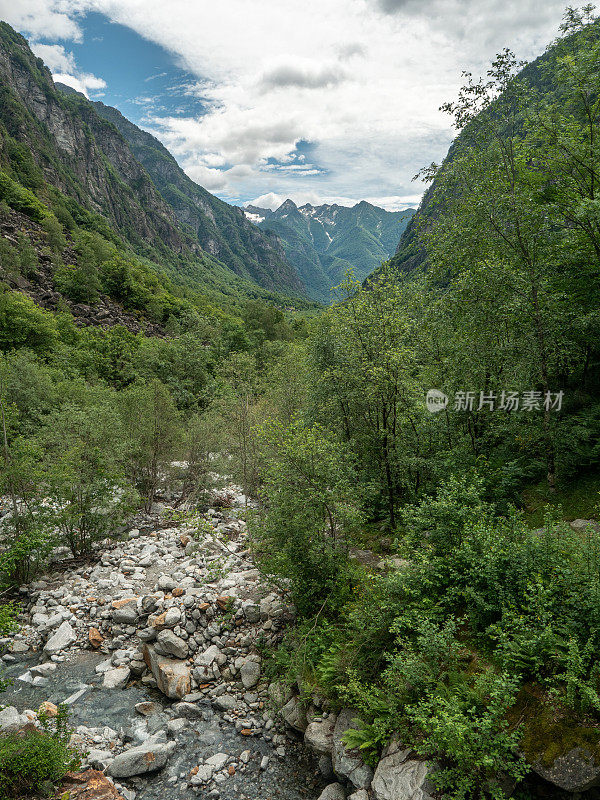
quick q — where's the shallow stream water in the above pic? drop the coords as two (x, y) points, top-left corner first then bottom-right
(2, 652), (325, 800)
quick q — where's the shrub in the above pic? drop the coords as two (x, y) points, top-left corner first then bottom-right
(41, 215), (66, 255)
(0, 291), (58, 354)
(250, 418), (364, 616)
(0, 170), (48, 222)
(0, 705), (80, 797)
(401, 473), (490, 552)
(409, 671), (526, 800)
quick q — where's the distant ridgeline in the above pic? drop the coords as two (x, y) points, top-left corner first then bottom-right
(245, 198), (415, 302)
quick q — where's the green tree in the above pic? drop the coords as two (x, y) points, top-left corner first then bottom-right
(251, 417), (362, 616)
(120, 379), (183, 510)
(0, 291), (57, 354)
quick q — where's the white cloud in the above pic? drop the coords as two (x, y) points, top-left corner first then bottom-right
(30, 42), (76, 72)
(0, 0), (83, 41)
(29, 41), (106, 99)
(52, 71), (107, 97)
(6, 0), (571, 204)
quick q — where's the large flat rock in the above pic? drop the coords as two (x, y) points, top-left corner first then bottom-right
(143, 644), (191, 700)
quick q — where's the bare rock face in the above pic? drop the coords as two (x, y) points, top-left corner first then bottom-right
(332, 708), (374, 790)
(371, 741), (434, 800)
(305, 716), (337, 755)
(143, 644), (191, 700)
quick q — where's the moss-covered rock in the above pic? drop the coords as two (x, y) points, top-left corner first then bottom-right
(516, 687), (600, 792)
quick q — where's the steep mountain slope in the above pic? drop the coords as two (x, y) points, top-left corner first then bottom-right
(0, 22), (305, 300)
(246, 199), (415, 301)
(0, 23), (185, 257)
(88, 100), (304, 296)
(387, 23), (593, 278)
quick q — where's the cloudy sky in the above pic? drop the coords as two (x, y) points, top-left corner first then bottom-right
(1, 0), (571, 210)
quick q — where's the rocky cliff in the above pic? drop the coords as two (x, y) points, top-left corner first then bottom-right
(0, 22), (306, 299)
(90, 101), (305, 296)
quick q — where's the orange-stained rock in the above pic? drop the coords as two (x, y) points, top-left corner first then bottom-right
(228, 765), (236, 775)
(88, 627), (103, 649)
(240, 728), (252, 736)
(39, 701), (58, 717)
(216, 596), (231, 611)
(57, 769), (125, 800)
(111, 598), (136, 609)
(179, 534), (190, 547)
(148, 611), (166, 629)
(198, 603), (210, 611)
(190, 766), (199, 776)
(143, 644), (191, 699)
(172, 588), (185, 597)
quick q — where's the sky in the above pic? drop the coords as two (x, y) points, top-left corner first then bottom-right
(0, 0), (572, 211)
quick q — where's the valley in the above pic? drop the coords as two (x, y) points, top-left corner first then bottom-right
(1, 7), (600, 800)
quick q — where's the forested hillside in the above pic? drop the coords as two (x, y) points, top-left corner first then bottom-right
(2, 7), (600, 800)
(0, 22), (306, 302)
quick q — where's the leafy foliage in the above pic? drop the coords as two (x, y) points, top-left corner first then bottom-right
(0, 705), (80, 797)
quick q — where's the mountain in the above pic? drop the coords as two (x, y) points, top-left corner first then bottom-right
(245, 199), (415, 302)
(387, 24), (592, 279)
(87, 100), (304, 296)
(0, 22), (304, 302)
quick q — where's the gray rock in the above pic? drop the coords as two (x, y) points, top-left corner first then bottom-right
(112, 604), (139, 625)
(141, 596), (159, 614)
(317, 784), (346, 800)
(44, 620), (76, 654)
(173, 701), (204, 718)
(157, 574), (176, 592)
(332, 709), (374, 790)
(372, 742), (434, 800)
(156, 629), (188, 659)
(143, 644), (191, 699)
(103, 666), (130, 689)
(242, 600), (261, 623)
(108, 741), (173, 778)
(531, 747), (600, 793)
(240, 659), (260, 689)
(191, 764), (214, 784)
(281, 696), (308, 733)
(305, 716), (337, 755)
(269, 681), (292, 707)
(135, 701), (159, 716)
(30, 663), (57, 678)
(348, 792), (369, 800)
(319, 755), (335, 779)
(206, 752), (229, 770)
(570, 519), (598, 532)
(86, 748), (114, 770)
(163, 607), (181, 628)
(0, 706), (27, 732)
(214, 694), (237, 711)
(195, 644), (222, 667)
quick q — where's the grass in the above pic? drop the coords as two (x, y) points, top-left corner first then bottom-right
(521, 472), (600, 528)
